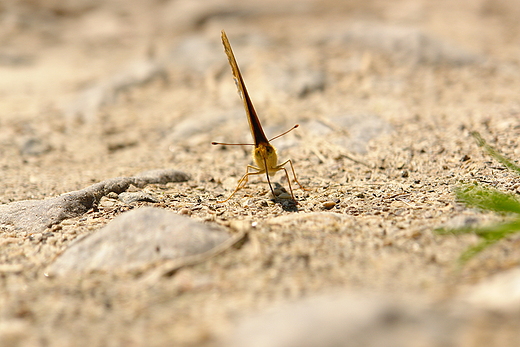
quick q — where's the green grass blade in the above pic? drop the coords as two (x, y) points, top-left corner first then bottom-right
(435, 226), (473, 235)
(456, 184), (520, 214)
(439, 132), (520, 264)
(437, 220), (520, 263)
(436, 220), (520, 237)
(472, 220), (520, 238)
(458, 238), (499, 264)
(471, 131), (520, 175)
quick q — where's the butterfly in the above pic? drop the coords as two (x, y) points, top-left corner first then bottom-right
(212, 30), (305, 203)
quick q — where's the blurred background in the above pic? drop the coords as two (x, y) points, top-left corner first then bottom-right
(2, 2), (520, 346)
(0, 0), (519, 199)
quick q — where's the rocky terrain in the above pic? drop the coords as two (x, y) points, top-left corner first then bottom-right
(1, 0), (520, 346)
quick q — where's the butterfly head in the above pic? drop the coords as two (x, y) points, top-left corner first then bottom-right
(253, 142), (278, 174)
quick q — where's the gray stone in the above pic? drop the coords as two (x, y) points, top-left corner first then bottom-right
(19, 137), (52, 156)
(340, 23), (482, 66)
(46, 207), (234, 275)
(169, 35), (221, 75)
(461, 267), (520, 312)
(118, 191), (159, 204)
(331, 114), (393, 154)
(303, 114), (393, 154)
(64, 59), (168, 124)
(226, 292), (461, 347)
(0, 169), (189, 233)
(260, 54), (325, 98)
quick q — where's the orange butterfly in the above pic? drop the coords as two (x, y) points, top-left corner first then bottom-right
(212, 30), (305, 203)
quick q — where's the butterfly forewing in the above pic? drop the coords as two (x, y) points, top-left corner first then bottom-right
(221, 31), (269, 146)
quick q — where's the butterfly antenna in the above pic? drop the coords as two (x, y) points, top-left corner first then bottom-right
(212, 141), (254, 146)
(269, 124), (299, 142)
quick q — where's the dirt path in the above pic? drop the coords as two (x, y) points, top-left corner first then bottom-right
(1, 1), (520, 346)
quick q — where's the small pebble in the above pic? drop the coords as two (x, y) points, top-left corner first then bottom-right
(107, 192), (119, 199)
(100, 199), (116, 208)
(118, 192), (159, 204)
(179, 208), (191, 215)
(278, 192), (292, 200)
(322, 201), (336, 210)
(273, 188), (284, 197)
(30, 233), (43, 242)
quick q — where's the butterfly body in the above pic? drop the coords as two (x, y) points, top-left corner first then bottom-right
(253, 142), (278, 175)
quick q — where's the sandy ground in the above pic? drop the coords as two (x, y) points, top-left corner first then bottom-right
(1, 0), (520, 346)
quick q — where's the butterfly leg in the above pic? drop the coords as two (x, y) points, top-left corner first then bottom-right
(278, 159), (306, 191)
(280, 166), (296, 201)
(217, 165), (263, 203)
